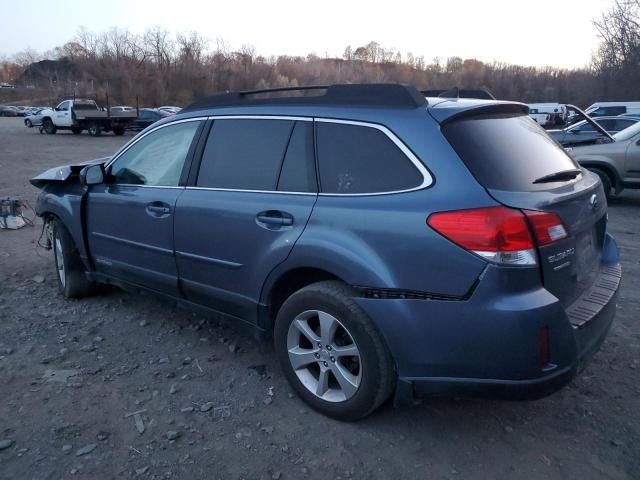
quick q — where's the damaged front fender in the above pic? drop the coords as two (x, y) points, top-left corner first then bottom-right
(30, 157), (110, 189)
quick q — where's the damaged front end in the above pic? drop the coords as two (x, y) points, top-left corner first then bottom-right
(30, 157), (109, 264)
(30, 156), (110, 190)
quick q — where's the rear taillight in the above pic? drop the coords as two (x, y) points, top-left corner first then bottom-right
(427, 206), (536, 265)
(427, 206), (568, 266)
(523, 210), (567, 246)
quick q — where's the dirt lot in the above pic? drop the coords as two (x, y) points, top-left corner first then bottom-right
(0, 117), (638, 480)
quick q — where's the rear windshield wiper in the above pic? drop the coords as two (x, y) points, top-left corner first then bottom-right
(533, 169), (582, 184)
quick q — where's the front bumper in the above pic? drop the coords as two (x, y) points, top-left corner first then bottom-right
(354, 234), (621, 404)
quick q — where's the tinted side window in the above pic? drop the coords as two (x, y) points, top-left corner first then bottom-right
(574, 122), (595, 132)
(197, 119), (294, 190)
(596, 106), (626, 116)
(596, 119), (616, 131)
(277, 122), (316, 192)
(615, 119), (636, 131)
(110, 121), (201, 186)
(316, 122), (423, 194)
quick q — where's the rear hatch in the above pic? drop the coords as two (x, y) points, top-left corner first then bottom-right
(440, 109), (607, 308)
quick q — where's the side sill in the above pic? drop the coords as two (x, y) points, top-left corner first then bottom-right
(86, 272), (267, 341)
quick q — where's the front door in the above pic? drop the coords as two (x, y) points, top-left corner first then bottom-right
(87, 119), (203, 295)
(174, 118), (317, 320)
(54, 100), (73, 127)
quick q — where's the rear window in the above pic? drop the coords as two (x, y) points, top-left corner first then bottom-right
(442, 114), (579, 191)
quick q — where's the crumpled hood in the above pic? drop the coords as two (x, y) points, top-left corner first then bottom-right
(30, 156), (111, 189)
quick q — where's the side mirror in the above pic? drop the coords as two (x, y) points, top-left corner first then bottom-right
(79, 164), (105, 186)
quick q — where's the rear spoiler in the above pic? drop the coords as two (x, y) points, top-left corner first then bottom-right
(439, 103), (530, 125)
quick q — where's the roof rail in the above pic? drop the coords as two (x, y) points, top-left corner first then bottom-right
(183, 84), (427, 112)
(422, 88), (496, 100)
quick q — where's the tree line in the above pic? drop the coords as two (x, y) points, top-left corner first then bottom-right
(1, 0), (638, 107)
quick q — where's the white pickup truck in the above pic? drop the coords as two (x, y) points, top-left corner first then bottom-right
(40, 98), (137, 136)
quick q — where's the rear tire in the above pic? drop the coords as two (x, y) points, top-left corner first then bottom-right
(52, 219), (94, 299)
(274, 281), (395, 421)
(88, 123), (102, 137)
(589, 167), (613, 198)
(113, 126), (125, 136)
(43, 118), (56, 134)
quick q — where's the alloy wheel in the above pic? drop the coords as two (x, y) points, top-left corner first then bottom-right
(286, 310), (362, 402)
(55, 237), (65, 287)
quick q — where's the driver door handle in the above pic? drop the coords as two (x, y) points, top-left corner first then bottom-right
(146, 202), (171, 218)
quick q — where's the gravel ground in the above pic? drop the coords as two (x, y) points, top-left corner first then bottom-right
(0, 117), (638, 480)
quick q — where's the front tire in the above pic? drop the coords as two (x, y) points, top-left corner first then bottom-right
(113, 126), (125, 136)
(42, 118), (56, 134)
(52, 219), (94, 299)
(274, 281), (395, 421)
(25, 119), (32, 128)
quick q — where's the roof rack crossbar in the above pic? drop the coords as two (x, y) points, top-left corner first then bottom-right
(183, 84), (428, 112)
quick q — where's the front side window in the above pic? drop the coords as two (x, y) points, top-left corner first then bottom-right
(197, 119), (293, 190)
(316, 122), (423, 194)
(110, 121), (201, 186)
(57, 101), (70, 111)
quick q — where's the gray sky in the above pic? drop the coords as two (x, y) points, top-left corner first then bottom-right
(0, 0), (611, 68)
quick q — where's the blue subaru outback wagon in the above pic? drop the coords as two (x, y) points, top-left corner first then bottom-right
(31, 84), (621, 420)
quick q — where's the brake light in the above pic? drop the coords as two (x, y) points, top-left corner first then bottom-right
(428, 206), (569, 265)
(523, 210), (567, 246)
(427, 206), (537, 265)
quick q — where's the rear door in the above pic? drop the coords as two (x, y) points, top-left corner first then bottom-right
(87, 119), (203, 294)
(174, 117), (317, 321)
(442, 112), (607, 308)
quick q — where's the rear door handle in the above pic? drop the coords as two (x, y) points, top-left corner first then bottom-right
(256, 211), (294, 226)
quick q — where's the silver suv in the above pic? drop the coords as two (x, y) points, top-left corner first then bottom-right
(570, 120), (640, 196)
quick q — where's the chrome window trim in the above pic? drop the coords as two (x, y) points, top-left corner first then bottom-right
(314, 118), (433, 196)
(185, 186), (316, 196)
(206, 115), (313, 122)
(104, 115), (433, 197)
(105, 116), (208, 169)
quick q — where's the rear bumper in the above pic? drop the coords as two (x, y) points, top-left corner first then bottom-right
(354, 234), (621, 404)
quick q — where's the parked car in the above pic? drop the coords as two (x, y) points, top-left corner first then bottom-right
(547, 116), (640, 147)
(30, 84), (621, 420)
(0, 105), (18, 117)
(584, 101), (640, 118)
(129, 108), (172, 130)
(24, 108), (45, 128)
(569, 120), (640, 196)
(158, 106), (181, 114)
(6, 106), (23, 116)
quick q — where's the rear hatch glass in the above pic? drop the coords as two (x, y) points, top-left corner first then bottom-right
(442, 114), (579, 192)
(442, 112), (607, 308)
